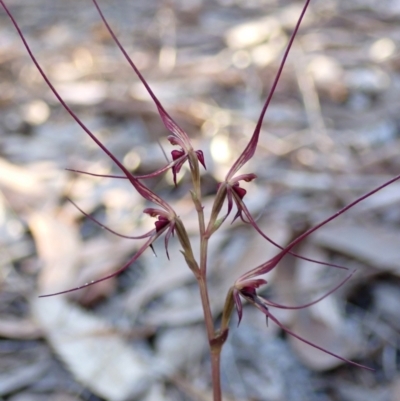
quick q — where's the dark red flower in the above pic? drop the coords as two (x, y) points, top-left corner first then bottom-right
(231, 271), (373, 370)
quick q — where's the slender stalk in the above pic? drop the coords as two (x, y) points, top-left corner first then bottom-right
(197, 275), (223, 401)
(197, 276), (215, 342)
(189, 153), (224, 399)
(211, 348), (222, 401)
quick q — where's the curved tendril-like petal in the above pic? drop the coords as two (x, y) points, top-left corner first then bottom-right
(235, 195), (348, 270)
(226, 0), (312, 182)
(226, 189), (234, 217)
(261, 271), (355, 310)
(241, 253), (285, 281)
(91, 0), (192, 150)
(164, 223), (176, 260)
(172, 157), (188, 185)
(66, 155), (187, 181)
(68, 199), (155, 240)
(0, 0), (175, 215)
(257, 172), (400, 274)
(263, 309), (374, 371)
(39, 234), (161, 298)
(239, 173), (400, 281)
(66, 168), (127, 179)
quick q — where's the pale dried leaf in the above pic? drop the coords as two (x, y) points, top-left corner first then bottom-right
(31, 297), (152, 401)
(30, 212), (153, 400)
(0, 158), (45, 196)
(155, 326), (207, 375)
(29, 212), (81, 294)
(0, 317), (42, 340)
(311, 223), (400, 273)
(124, 239), (196, 315)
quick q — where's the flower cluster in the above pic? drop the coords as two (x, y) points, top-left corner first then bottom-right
(4, 0), (400, 386)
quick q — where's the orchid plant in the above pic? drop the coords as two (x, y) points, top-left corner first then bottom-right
(2, 0), (399, 399)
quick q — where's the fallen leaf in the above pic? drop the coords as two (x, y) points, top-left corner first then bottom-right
(311, 222), (400, 273)
(30, 211), (153, 401)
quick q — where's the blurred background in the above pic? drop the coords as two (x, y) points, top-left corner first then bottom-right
(1, 0), (400, 400)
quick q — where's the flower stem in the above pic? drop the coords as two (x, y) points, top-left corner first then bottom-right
(197, 275), (224, 401)
(211, 347), (222, 401)
(189, 154), (224, 400)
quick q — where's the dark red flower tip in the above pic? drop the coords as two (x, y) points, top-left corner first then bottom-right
(231, 173), (257, 184)
(225, 0), (311, 183)
(168, 148), (206, 185)
(155, 216), (170, 232)
(232, 184), (247, 200)
(143, 207), (176, 259)
(171, 149), (185, 161)
(195, 150), (206, 170)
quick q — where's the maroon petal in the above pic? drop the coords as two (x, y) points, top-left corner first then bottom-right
(155, 216), (170, 232)
(39, 235), (158, 297)
(231, 173), (257, 183)
(65, 168), (127, 179)
(236, 196), (349, 271)
(0, 0), (175, 216)
(225, 0), (311, 182)
(69, 198), (155, 240)
(260, 271), (354, 310)
(195, 150), (206, 170)
(265, 310), (374, 371)
(171, 157), (188, 185)
(171, 149), (185, 161)
(92, 0), (192, 150)
(243, 172), (400, 280)
(232, 184), (247, 200)
(164, 222), (176, 260)
(238, 278), (268, 292)
(226, 189), (234, 217)
(66, 156), (185, 180)
(233, 289), (243, 326)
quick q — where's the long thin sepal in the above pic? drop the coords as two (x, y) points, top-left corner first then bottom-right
(265, 310), (373, 371)
(91, 0), (192, 149)
(226, 0), (311, 181)
(262, 271), (354, 310)
(237, 196), (348, 270)
(242, 173), (400, 280)
(68, 198), (156, 240)
(0, 0), (174, 214)
(39, 235), (159, 297)
(66, 154), (186, 180)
